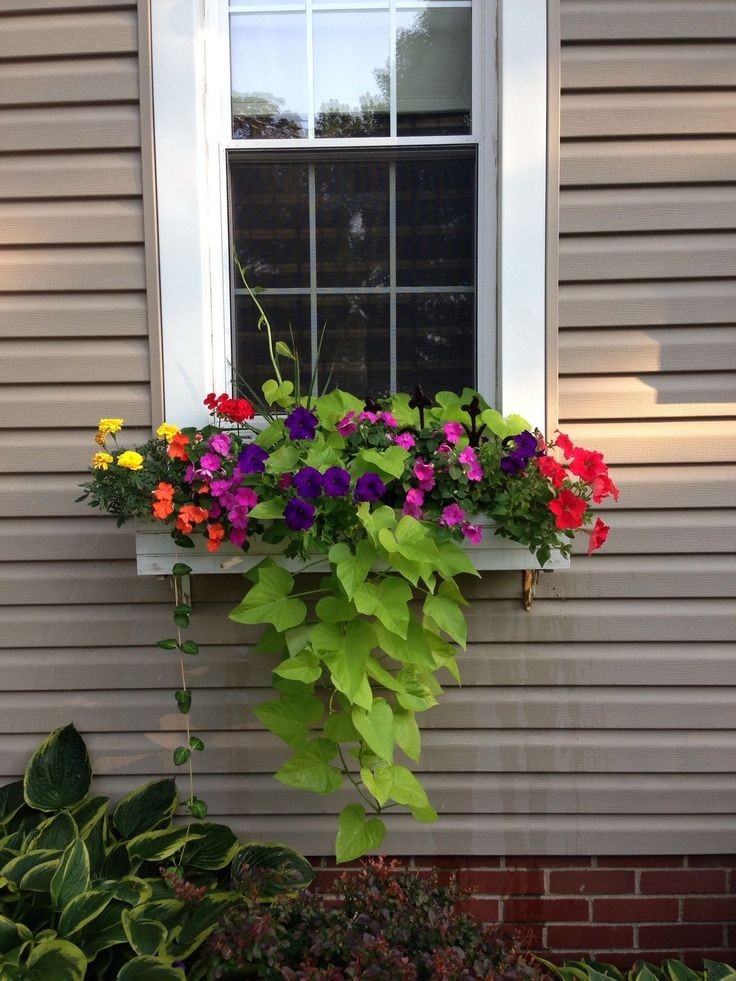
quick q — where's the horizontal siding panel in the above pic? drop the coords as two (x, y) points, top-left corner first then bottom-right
(0, 105), (140, 152)
(0, 55), (138, 107)
(0, 474), (133, 518)
(83, 772), (736, 816)
(0, 685), (729, 731)
(0, 10), (137, 59)
(0, 293), (147, 338)
(587, 510), (736, 555)
(562, 91), (736, 138)
(562, 43), (736, 90)
(0, 383), (150, 429)
(563, 420), (736, 464)
(0, 561), (175, 606)
(0, 427), (150, 473)
(2, 642), (734, 690)
(0, 200), (143, 246)
(0, 517), (135, 561)
(604, 465), (736, 510)
(560, 282), (736, 327)
(560, 327), (736, 373)
(0, 246), (145, 291)
(560, 232), (736, 282)
(559, 373), (736, 419)
(1, 730), (733, 777)
(561, 139), (736, 186)
(0, 598), (732, 647)
(2, 1), (133, 10)
(560, 186), (736, 234)
(0, 339), (149, 383)
(561, 1), (736, 42)
(0, 152), (141, 199)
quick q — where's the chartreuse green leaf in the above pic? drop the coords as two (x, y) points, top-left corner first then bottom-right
(273, 650), (322, 685)
(434, 538), (480, 579)
(313, 620), (375, 704)
(58, 889), (114, 937)
(255, 691), (324, 749)
(393, 708), (421, 762)
(313, 388), (363, 425)
(365, 657), (403, 692)
(356, 504), (396, 545)
(264, 443), (301, 473)
(360, 767), (394, 807)
(113, 779), (178, 839)
(328, 540), (378, 600)
(352, 446), (408, 480)
(324, 710), (360, 743)
(24, 724), (91, 813)
(25, 939), (87, 981)
(395, 670), (438, 712)
(127, 826), (200, 863)
(379, 516), (439, 564)
(229, 561), (307, 632)
(248, 496), (286, 519)
(353, 576), (412, 639)
(423, 582), (467, 648)
(117, 956), (185, 980)
(480, 408), (530, 439)
(374, 621), (435, 671)
(352, 699), (394, 763)
(315, 596), (355, 623)
(275, 739), (343, 795)
(262, 378), (295, 407)
(335, 804), (385, 864)
(388, 766), (437, 821)
(50, 839), (90, 910)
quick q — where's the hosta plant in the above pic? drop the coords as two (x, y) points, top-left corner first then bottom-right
(0, 725), (312, 980)
(539, 958), (736, 981)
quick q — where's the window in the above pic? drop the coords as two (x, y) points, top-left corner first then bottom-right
(150, 0), (549, 425)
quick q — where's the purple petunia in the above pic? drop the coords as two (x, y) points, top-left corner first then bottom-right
(284, 497), (316, 531)
(285, 406), (319, 441)
(354, 472), (385, 503)
(322, 466), (351, 498)
(293, 466), (323, 499)
(238, 443), (269, 474)
(500, 430), (540, 476)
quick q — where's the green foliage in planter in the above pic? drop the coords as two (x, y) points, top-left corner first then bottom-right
(0, 725), (313, 980)
(540, 959), (736, 981)
(196, 857), (545, 980)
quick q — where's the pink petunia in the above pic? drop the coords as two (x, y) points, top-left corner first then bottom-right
(436, 443), (452, 455)
(458, 445), (483, 481)
(379, 412), (399, 428)
(227, 503), (251, 529)
(209, 432), (232, 456)
(337, 411), (358, 437)
(229, 527), (247, 548)
(461, 522), (483, 544)
(441, 503), (466, 527)
(413, 459), (435, 491)
(402, 487), (424, 518)
(232, 486), (258, 509)
(393, 432), (416, 449)
(443, 422), (464, 445)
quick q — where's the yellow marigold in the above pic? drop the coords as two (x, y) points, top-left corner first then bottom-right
(98, 417), (124, 435)
(92, 451), (114, 470)
(156, 422), (180, 444)
(117, 450), (144, 471)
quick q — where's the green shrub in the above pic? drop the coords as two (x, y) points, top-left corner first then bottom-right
(0, 725), (312, 979)
(196, 857), (545, 980)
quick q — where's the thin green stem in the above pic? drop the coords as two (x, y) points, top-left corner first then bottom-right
(336, 745), (379, 813)
(233, 254), (283, 386)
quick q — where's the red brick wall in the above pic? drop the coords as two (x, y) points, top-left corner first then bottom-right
(311, 855), (736, 967)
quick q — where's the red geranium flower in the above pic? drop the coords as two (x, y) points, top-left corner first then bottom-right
(203, 392), (255, 423)
(548, 488), (587, 530)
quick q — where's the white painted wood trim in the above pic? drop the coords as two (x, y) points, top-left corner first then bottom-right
(135, 520), (570, 576)
(497, 0), (548, 427)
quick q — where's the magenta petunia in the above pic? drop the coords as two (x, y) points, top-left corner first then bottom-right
(336, 411), (358, 437)
(227, 503), (251, 529)
(209, 432), (231, 456)
(413, 459), (435, 491)
(229, 527), (247, 548)
(198, 452), (222, 475)
(441, 503), (466, 527)
(393, 432), (416, 449)
(461, 522), (483, 544)
(402, 487), (424, 519)
(443, 422), (464, 445)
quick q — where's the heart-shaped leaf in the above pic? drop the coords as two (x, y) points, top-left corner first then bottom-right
(335, 804), (385, 864)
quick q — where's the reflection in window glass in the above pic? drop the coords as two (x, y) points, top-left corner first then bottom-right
(396, 294), (475, 395)
(318, 296), (390, 396)
(313, 11), (390, 138)
(233, 294), (313, 395)
(396, 7), (471, 136)
(230, 13), (307, 138)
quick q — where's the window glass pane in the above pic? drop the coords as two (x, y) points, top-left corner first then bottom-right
(234, 294), (312, 397)
(315, 160), (389, 288)
(318, 295), (390, 396)
(231, 13), (308, 138)
(313, 11), (390, 138)
(396, 151), (475, 287)
(396, 293), (475, 395)
(230, 160), (310, 288)
(396, 7), (471, 136)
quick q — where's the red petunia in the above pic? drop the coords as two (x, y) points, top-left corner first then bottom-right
(535, 454), (567, 488)
(554, 431), (575, 459)
(592, 470), (620, 504)
(548, 488), (587, 530)
(586, 517), (610, 554)
(569, 447), (607, 483)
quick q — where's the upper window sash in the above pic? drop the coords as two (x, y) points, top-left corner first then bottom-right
(150, 0), (548, 428)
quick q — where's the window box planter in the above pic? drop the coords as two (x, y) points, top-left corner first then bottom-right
(134, 519), (570, 577)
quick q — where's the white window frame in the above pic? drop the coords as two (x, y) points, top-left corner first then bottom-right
(150, 0), (548, 427)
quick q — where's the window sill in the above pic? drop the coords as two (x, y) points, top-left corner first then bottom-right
(134, 520), (570, 577)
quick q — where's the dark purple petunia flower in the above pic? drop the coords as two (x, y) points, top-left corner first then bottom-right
(322, 466), (351, 498)
(285, 406), (319, 441)
(293, 466), (323, 499)
(238, 443), (269, 474)
(354, 472), (385, 503)
(284, 497), (316, 531)
(513, 430), (539, 458)
(500, 453), (525, 475)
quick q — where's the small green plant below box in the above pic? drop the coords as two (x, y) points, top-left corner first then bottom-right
(0, 725), (312, 980)
(196, 856), (544, 980)
(540, 958), (736, 981)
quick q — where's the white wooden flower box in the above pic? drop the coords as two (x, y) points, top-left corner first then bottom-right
(134, 519), (570, 577)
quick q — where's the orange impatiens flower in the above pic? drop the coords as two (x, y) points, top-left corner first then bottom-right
(153, 482), (175, 501)
(152, 499), (174, 520)
(168, 432), (190, 461)
(176, 504), (208, 534)
(206, 522), (226, 553)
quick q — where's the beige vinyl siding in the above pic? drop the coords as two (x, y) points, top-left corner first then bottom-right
(1, 0), (735, 859)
